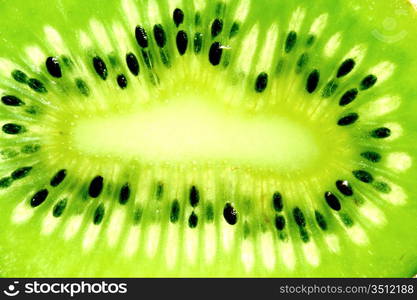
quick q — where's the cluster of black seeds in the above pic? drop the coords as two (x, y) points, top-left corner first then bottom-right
(0, 5), (396, 246)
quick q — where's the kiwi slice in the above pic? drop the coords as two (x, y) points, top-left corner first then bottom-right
(0, 0), (416, 277)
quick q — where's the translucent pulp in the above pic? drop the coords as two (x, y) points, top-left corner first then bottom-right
(71, 96), (322, 171)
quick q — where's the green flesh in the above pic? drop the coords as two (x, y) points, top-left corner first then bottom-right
(0, 0), (416, 277)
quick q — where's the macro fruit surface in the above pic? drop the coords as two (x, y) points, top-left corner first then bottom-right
(0, 0), (416, 277)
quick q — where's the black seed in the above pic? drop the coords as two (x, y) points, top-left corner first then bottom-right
(194, 32), (203, 54)
(285, 31), (297, 53)
(371, 127), (391, 139)
(119, 183), (130, 204)
(93, 204), (105, 225)
(2, 123), (25, 135)
(361, 151), (381, 163)
(206, 203), (214, 222)
(153, 24), (167, 48)
(336, 180), (353, 196)
(299, 227), (309, 243)
(176, 30), (188, 55)
(322, 80), (338, 98)
(93, 57), (108, 80)
(339, 88), (358, 106)
(170, 200), (180, 223)
(324, 191), (341, 211)
(272, 192), (283, 212)
(211, 19), (223, 37)
(306, 69), (319, 93)
(229, 22), (239, 38)
(2, 95), (25, 106)
(293, 207), (306, 227)
(89, 175), (103, 198)
(0, 177), (12, 188)
(373, 181), (391, 194)
(141, 50), (153, 69)
(223, 203), (238, 225)
(12, 70), (28, 83)
(194, 12), (201, 26)
(337, 113), (359, 126)
(125, 53), (140, 76)
(173, 8), (184, 27)
(337, 58), (355, 78)
(275, 215), (286, 231)
(11, 166), (32, 180)
(315, 211), (327, 230)
(360, 75), (377, 90)
(133, 207), (142, 224)
(30, 189), (48, 207)
(52, 199), (67, 217)
(117, 74), (127, 89)
(209, 42), (222, 66)
(188, 212), (198, 228)
(50, 169), (67, 187)
(135, 26), (148, 48)
(28, 78), (47, 93)
(255, 72), (268, 93)
(189, 185), (200, 207)
(155, 182), (164, 199)
(46, 57), (62, 78)
(296, 53), (309, 74)
(353, 170), (374, 183)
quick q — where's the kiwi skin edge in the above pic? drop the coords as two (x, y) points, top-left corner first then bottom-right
(0, 0), (415, 277)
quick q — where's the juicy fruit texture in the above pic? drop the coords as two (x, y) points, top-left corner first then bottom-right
(0, 0), (416, 277)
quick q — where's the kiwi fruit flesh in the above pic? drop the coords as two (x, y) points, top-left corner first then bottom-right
(0, 0), (416, 277)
